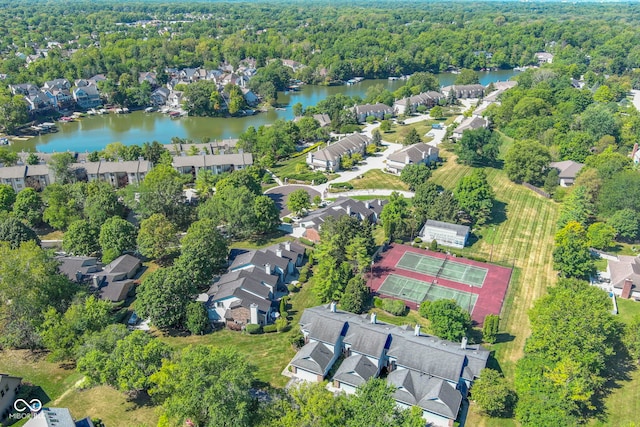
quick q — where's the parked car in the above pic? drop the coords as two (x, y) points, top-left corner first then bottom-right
(127, 312), (139, 326)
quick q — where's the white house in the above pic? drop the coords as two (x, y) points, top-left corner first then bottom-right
(386, 143), (439, 174)
(306, 133), (371, 172)
(393, 91), (444, 115)
(451, 116), (489, 141)
(288, 305), (489, 427)
(419, 220), (470, 249)
(0, 374), (21, 424)
(549, 160), (584, 187)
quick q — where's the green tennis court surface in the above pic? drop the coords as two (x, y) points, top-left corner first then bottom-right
(396, 252), (488, 287)
(378, 274), (478, 312)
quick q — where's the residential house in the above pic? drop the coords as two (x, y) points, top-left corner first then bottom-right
(172, 152), (253, 177)
(607, 255), (640, 300)
(419, 220), (470, 249)
(441, 84), (485, 99)
(0, 165), (26, 192)
(535, 52), (554, 64)
(0, 374), (21, 424)
(167, 91), (184, 109)
(56, 255), (102, 283)
(41, 88), (73, 110)
(150, 87), (170, 106)
(72, 84), (102, 109)
(386, 143), (439, 174)
(23, 407), (94, 427)
(289, 305), (489, 427)
(205, 267), (280, 326)
(72, 159), (150, 187)
(89, 74), (107, 86)
(138, 71), (157, 86)
(393, 91), (444, 115)
(25, 164), (52, 191)
(549, 160), (584, 187)
(241, 87), (259, 106)
(312, 113), (331, 128)
(451, 116), (489, 140)
(93, 254), (141, 302)
(298, 198), (386, 243)
(24, 92), (53, 114)
(179, 68), (199, 82)
(306, 133), (371, 172)
(281, 59), (305, 73)
(8, 84), (38, 96)
(353, 103), (394, 123)
(43, 79), (71, 91)
(207, 241), (305, 326)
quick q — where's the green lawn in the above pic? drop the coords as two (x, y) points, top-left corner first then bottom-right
(349, 169), (409, 191)
(382, 119), (443, 143)
(430, 149), (560, 427)
(159, 279), (319, 388)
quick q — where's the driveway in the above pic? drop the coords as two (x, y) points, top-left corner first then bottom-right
(264, 185), (321, 217)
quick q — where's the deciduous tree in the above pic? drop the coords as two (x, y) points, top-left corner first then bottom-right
(137, 213), (179, 261)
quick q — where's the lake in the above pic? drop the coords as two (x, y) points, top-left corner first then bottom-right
(22, 69), (519, 153)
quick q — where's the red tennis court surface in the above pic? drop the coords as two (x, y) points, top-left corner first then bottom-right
(369, 244), (513, 325)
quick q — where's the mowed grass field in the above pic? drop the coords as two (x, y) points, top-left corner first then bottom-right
(349, 169), (409, 191)
(429, 151), (560, 426)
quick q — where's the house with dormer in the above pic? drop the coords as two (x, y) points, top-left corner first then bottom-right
(306, 133), (371, 172)
(353, 103), (395, 123)
(287, 305), (490, 427)
(386, 143), (439, 174)
(72, 84), (102, 109)
(43, 78), (71, 91)
(394, 91), (444, 115)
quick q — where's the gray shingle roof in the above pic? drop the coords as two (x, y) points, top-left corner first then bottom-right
(344, 322), (392, 358)
(549, 160), (584, 180)
(290, 341), (334, 375)
(609, 255), (640, 290)
(230, 249), (290, 272)
(387, 369), (462, 419)
(453, 116), (488, 134)
(354, 103), (394, 116)
(421, 219), (470, 238)
(387, 143), (439, 165)
(56, 256), (101, 281)
(0, 165), (26, 179)
(333, 354), (378, 387)
(172, 153), (253, 168)
(102, 254), (140, 276)
(310, 133), (371, 163)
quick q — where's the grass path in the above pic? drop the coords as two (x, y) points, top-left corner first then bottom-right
(431, 152), (560, 426)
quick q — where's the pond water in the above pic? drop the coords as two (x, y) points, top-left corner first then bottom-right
(21, 69), (519, 153)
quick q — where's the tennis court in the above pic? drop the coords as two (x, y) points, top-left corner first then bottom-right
(378, 274), (478, 312)
(396, 251), (488, 287)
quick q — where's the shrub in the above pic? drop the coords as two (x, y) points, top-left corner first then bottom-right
(382, 299), (407, 316)
(418, 300), (431, 318)
(283, 217), (293, 224)
(414, 237), (422, 244)
(373, 296), (384, 308)
(227, 322), (243, 331)
(245, 324), (262, 334)
(275, 317), (289, 332)
(299, 237), (314, 247)
(289, 330), (305, 349)
(263, 324), (278, 333)
(283, 172), (328, 184)
(430, 239), (438, 251)
(298, 266), (310, 283)
(394, 238), (403, 244)
(288, 283), (299, 293)
(279, 296), (288, 315)
(331, 182), (354, 190)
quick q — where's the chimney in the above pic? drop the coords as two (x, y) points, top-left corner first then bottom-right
(265, 263), (271, 275)
(370, 312), (377, 324)
(346, 205), (352, 216)
(249, 303), (259, 325)
(285, 241), (291, 251)
(405, 153), (411, 164)
(461, 336), (468, 350)
(276, 249), (283, 258)
(414, 324), (420, 336)
(92, 275), (99, 288)
(330, 301), (337, 312)
(75, 271), (83, 283)
(622, 279), (633, 299)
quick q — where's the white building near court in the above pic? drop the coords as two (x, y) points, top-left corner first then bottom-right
(419, 220), (470, 249)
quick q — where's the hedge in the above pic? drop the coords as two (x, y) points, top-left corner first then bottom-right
(382, 299), (407, 316)
(245, 324), (263, 334)
(282, 172), (328, 184)
(263, 324), (278, 333)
